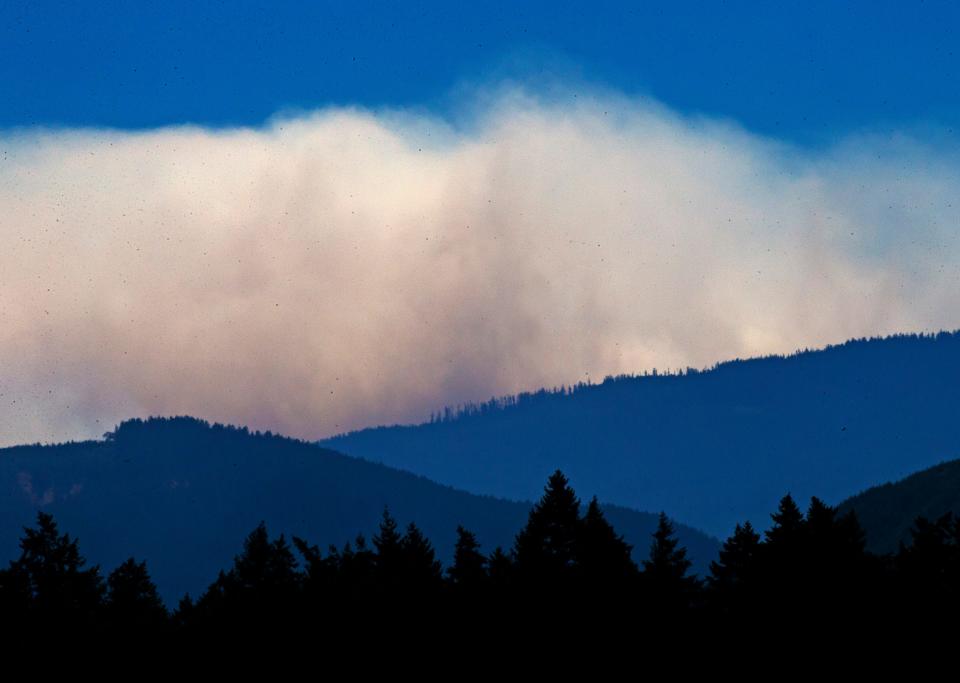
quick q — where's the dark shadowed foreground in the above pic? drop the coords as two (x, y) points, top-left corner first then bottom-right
(1, 469), (957, 650)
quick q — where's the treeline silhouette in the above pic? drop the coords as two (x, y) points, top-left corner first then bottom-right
(426, 331), (956, 424)
(2, 470), (958, 640)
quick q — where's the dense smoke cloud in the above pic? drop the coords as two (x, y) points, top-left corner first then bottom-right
(2, 88), (959, 446)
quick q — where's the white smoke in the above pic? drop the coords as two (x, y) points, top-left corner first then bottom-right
(1, 86), (959, 446)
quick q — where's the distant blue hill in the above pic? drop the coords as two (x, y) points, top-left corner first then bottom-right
(838, 456), (960, 554)
(0, 417), (718, 605)
(323, 331), (960, 538)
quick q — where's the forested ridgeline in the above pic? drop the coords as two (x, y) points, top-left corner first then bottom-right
(0, 415), (719, 604)
(1, 470), (959, 641)
(324, 330), (960, 538)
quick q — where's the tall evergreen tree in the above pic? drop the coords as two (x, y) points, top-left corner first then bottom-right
(765, 494), (805, 546)
(577, 497), (637, 583)
(709, 522), (760, 589)
(338, 535), (377, 596)
(708, 521), (761, 613)
(230, 522), (299, 594)
(512, 470), (582, 582)
(197, 522), (300, 628)
(400, 522), (443, 589)
(5, 512), (105, 628)
(105, 558), (168, 630)
(803, 497), (873, 615)
(448, 526), (487, 588)
(373, 507), (403, 586)
(642, 512), (699, 612)
(894, 513), (960, 614)
(487, 546), (513, 587)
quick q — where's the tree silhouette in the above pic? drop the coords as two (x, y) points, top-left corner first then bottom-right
(577, 497), (637, 585)
(105, 558), (168, 630)
(373, 506), (403, 589)
(512, 470), (582, 584)
(4, 512), (104, 629)
(894, 513), (960, 615)
(400, 522), (443, 590)
(708, 521), (760, 614)
(448, 526), (487, 588)
(196, 521), (299, 628)
(642, 512), (698, 613)
(765, 494), (805, 546)
(487, 546), (513, 588)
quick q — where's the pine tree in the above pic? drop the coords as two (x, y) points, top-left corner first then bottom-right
(172, 593), (195, 629)
(487, 546), (513, 587)
(890, 513), (960, 618)
(642, 512), (698, 612)
(643, 513), (693, 580)
(105, 558), (168, 630)
(448, 526), (487, 588)
(803, 497), (872, 615)
(708, 521), (760, 614)
(709, 521), (760, 589)
(231, 522), (299, 594)
(765, 493), (805, 546)
(6, 512), (105, 628)
(202, 521), (300, 627)
(373, 507), (403, 585)
(512, 470), (582, 583)
(577, 497), (637, 583)
(400, 522), (443, 589)
(337, 535), (377, 597)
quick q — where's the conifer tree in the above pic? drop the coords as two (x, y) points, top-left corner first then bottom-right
(448, 526), (487, 587)
(205, 522), (300, 627)
(231, 522), (299, 594)
(643, 513), (693, 581)
(373, 507), (403, 584)
(765, 494), (805, 546)
(400, 522), (443, 588)
(708, 521), (760, 614)
(6, 512), (105, 628)
(337, 535), (377, 597)
(512, 470), (582, 582)
(803, 497), (872, 614)
(487, 546), (513, 587)
(105, 558), (168, 629)
(894, 513), (960, 614)
(173, 593), (195, 629)
(642, 512), (698, 612)
(577, 497), (637, 583)
(709, 521), (760, 590)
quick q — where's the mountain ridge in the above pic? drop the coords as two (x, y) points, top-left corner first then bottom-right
(0, 415), (719, 605)
(838, 456), (960, 554)
(323, 330), (960, 537)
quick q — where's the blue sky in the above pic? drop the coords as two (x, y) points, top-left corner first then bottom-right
(3, 1), (959, 142)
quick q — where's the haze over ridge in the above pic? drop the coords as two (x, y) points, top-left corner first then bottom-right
(2, 85), (960, 446)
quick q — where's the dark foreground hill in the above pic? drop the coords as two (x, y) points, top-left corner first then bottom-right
(0, 416), (718, 605)
(323, 331), (960, 538)
(839, 458), (960, 554)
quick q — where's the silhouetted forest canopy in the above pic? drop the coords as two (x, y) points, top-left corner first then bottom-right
(2, 469), (959, 638)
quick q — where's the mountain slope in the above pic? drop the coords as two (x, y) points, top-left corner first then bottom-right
(323, 331), (960, 538)
(0, 416), (718, 605)
(838, 458), (960, 554)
